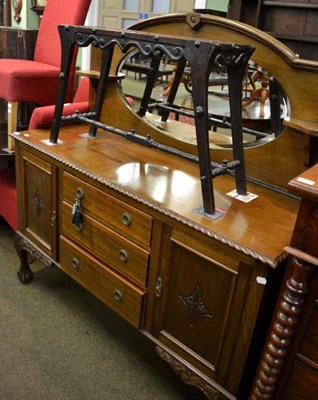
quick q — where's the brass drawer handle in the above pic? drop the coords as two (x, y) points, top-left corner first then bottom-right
(71, 257), (80, 270)
(122, 212), (132, 226)
(114, 289), (123, 301)
(119, 249), (129, 262)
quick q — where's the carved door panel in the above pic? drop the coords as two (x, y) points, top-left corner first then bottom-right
(153, 228), (258, 395)
(18, 149), (58, 259)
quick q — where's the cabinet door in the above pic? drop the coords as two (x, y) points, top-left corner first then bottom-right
(153, 229), (260, 395)
(18, 149), (58, 259)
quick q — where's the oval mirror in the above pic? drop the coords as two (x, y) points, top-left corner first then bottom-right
(118, 51), (289, 150)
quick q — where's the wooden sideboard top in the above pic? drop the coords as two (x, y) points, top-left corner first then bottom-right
(13, 126), (300, 268)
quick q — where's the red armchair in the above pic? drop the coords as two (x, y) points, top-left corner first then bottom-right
(28, 77), (135, 130)
(0, 0), (92, 151)
(29, 77), (90, 130)
(0, 168), (18, 232)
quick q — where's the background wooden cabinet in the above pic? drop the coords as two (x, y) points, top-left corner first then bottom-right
(229, 0), (318, 61)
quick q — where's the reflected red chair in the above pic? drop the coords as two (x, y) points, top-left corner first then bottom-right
(0, 0), (92, 151)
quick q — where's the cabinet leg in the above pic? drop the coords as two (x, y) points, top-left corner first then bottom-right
(156, 345), (229, 400)
(15, 233), (52, 284)
(17, 247), (34, 284)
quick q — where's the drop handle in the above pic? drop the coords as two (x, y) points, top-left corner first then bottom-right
(72, 187), (84, 232)
(51, 210), (56, 227)
(155, 277), (163, 298)
(119, 249), (129, 262)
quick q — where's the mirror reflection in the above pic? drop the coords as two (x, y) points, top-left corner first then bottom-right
(118, 50), (289, 149)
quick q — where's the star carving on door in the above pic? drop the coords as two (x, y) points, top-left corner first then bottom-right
(179, 282), (213, 328)
(32, 188), (46, 220)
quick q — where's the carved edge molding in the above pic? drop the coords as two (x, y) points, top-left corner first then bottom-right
(156, 346), (228, 400)
(249, 255), (315, 400)
(13, 136), (281, 268)
(15, 232), (53, 268)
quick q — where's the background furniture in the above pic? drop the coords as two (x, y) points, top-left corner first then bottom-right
(250, 164), (318, 400)
(0, 0), (92, 151)
(0, 0), (11, 26)
(228, 0), (318, 61)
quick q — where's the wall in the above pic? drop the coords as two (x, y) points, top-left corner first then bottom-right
(195, 0), (228, 12)
(206, 0), (228, 12)
(11, 0), (38, 29)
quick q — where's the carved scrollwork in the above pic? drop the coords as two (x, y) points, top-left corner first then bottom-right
(32, 188), (46, 220)
(15, 234), (52, 267)
(179, 282), (213, 327)
(156, 346), (227, 400)
(15, 233), (53, 284)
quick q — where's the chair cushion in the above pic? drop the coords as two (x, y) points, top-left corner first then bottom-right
(73, 77), (90, 103)
(0, 169), (18, 232)
(29, 102), (89, 130)
(0, 59), (60, 104)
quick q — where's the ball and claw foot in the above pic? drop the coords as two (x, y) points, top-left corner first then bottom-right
(17, 266), (34, 284)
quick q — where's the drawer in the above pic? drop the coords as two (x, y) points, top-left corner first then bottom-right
(63, 172), (153, 247)
(60, 236), (144, 328)
(63, 202), (150, 288)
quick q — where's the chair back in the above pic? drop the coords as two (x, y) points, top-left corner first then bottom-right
(34, 0), (92, 67)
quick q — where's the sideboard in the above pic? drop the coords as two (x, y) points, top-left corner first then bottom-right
(13, 124), (299, 399)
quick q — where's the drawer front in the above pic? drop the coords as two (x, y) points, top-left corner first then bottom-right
(63, 172), (153, 247)
(60, 236), (144, 328)
(63, 202), (150, 288)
